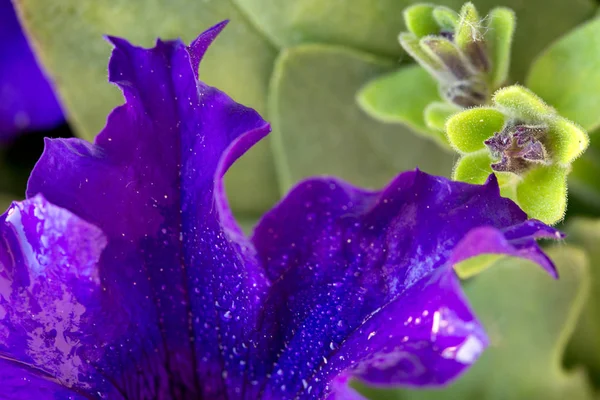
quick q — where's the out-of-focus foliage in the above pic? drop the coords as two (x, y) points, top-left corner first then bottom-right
(565, 219), (600, 386)
(13, 0), (596, 220)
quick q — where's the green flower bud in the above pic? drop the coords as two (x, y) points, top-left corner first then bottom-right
(447, 85), (589, 224)
(401, 2), (515, 108)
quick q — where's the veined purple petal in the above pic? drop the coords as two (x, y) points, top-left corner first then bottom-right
(250, 171), (559, 398)
(0, 0), (63, 140)
(0, 23), (560, 400)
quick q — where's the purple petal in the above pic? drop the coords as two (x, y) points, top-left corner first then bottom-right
(250, 171), (558, 397)
(0, 195), (111, 396)
(0, 359), (87, 399)
(0, 0), (63, 140)
(23, 24), (271, 398)
(0, 23), (560, 399)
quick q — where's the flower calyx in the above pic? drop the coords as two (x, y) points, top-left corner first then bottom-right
(445, 85), (589, 224)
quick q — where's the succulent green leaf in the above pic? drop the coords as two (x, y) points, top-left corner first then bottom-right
(565, 218), (600, 385)
(269, 44), (453, 192)
(357, 65), (447, 145)
(517, 165), (568, 224)
(527, 18), (600, 132)
(424, 102), (459, 134)
(455, 2), (481, 51)
(446, 107), (505, 153)
(493, 85), (554, 122)
(432, 6), (459, 32)
(546, 117), (589, 166)
(358, 246), (593, 400)
(404, 4), (439, 37)
(452, 150), (493, 184)
(485, 7), (515, 88)
(14, 0), (280, 217)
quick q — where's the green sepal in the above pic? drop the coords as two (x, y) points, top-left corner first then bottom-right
(546, 117), (589, 166)
(424, 101), (459, 134)
(420, 36), (469, 79)
(446, 107), (505, 153)
(403, 4), (439, 38)
(357, 65), (447, 145)
(452, 150), (494, 184)
(432, 6), (459, 32)
(527, 18), (600, 132)
(517, 165), (568, 224)
(399, 33), (445, 78)
(493, 85), (554, 122)
(453, 151), (519, 200)
(455, 2), (481, 51)
(485, 7), (515, 88)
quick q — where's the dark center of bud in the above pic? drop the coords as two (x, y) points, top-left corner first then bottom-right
(484, 123), (549, 174)
(429, 34), (491, 108)
(440, 30), (455, 41)
(443, 78), (488, 108)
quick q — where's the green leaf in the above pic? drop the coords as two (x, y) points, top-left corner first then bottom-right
(424, 102), (459, 133)
(233, 0), (595, 82)
(15, 0), (280, 216)
(446, 107), (505, 153)
(357, 65), (447, 145)
(269, 44), (454, 192)
(404, 4), (439, 37)
(485, 7), (515, 88)
(517, 165), (568, 225)
(358, 246), (593, 400)
(527, 18), (600, 132)
(493, 85), (553, 122)
(565, 218), (600, 386)
(432, 6), (459, 32)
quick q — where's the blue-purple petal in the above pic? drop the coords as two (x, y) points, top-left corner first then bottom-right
(251, 171), (559, 398)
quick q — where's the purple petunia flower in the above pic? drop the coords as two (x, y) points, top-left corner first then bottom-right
(0, 0), (63, 140)
(0, 22), (561, 400)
